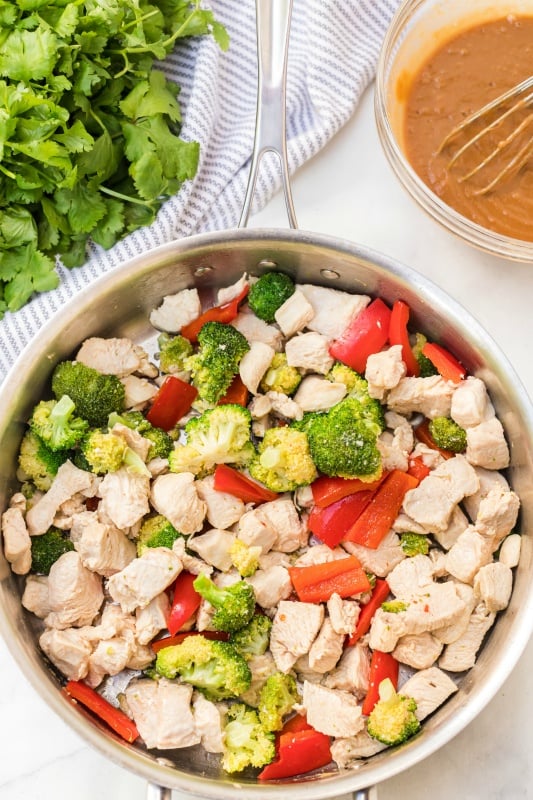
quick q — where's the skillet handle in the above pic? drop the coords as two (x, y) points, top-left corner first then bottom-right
(146, 783), (171, 800)
(239, 0), (297, 229)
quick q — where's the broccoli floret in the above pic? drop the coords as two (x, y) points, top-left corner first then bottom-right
(155, 636), (252, 701)
(157, 332), (193, 374)
(221, 703), (276, 774)
(168, 404), (255, 477)
(80, 430), (127, 474)
(108, 411), (173, 459)
(367, 678), (421, 746)
(193, 572), (256, 633)
(186, 321), (250, 404)
(258, 672), (300, 732)
(413, 333), (439, 377)
(229, 614), (272, 660)
(305, 398), (383, 480)
(136, 514), (183, 555)
(230, 538), (261, 577)
(327, 363), (385, 430)
(31, 527), (74, 575)
(381, 600), (409, 613)
(400, 532), (430, 556)
(29, 395), (89, 451)
(428, 416), (467, 453)
(248, 427), (317, 493)
(260, 353), (302, 395)
(51, 361), (125, 427)
(18, 430), (70, 491)
(247, 272), (295, 323)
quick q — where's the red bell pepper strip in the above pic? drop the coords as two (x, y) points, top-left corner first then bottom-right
(310, 473), (387, 509)
(167, 571), (202, 636)
(328, 298), (392, 374)
(64, 680), (140, 743)
(258, 727), (332, 781)
(414, 419), (454, 460)
(217, 374), (249, 407)
(343, 470), (419, 549)
(421, 341), (466, 383)
(151, 629), (229, 654)
(308, 489), (376, 548)
(180, 285), (249, 343)
(288, 555), (371, 603)
(213, 464), (279, 504)
(407, 455), (431, 481)
(145, 375), (198, 430)
(388, 300), (420, 377)
(347, 578), (390, 646)
(362, 651), (399, 716)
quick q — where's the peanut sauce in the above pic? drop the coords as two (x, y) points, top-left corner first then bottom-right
(401, 15), (533, 242)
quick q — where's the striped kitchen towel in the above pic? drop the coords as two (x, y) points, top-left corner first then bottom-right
(0, 0), (400, 383)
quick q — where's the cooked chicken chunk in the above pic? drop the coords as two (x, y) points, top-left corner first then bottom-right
(473, 487), (520, 546)
(331, 732), (386, 767)
(98, 468), (151, 531)
(293, 376), (346, 412)
(430, 505), (469, 551)
(302, 681), (365, 738)
(192, 692), (225, 753)
(473, 562), (513, 612)
(240, 652), (277, 707)
(296, 284), (370, 340)
(237, 506), (278, 553)
(450, 377), (491, 428)
(438, 602), (496, 672)
(1, 500), (31, 575)
(285, 332), (334, 374)
(76, 337), (145, 377)
(324, 642), (370, 697)
(239, 341), (275, 394)
(45, 551), (104, 629)
(217, 274), (249, 306)
(308, 617), (345, 673)
(327, 593), (360, 636)
(71, 511), (136, 576)
(252, 496), (307, 553)
(386, 554), (435, 600)
(343, 530), (406, 577)
(150, 472), (206, 535)
(187, 529), (235, 572)
(400, 666), (458, 720)
(149, 288), (201, 333)
(445, 527), (493, 584)
(462, 466), (510, 521)
(136, 593), (171, 645)
(22, 575), (51, 619)
(26, 460), (98, 536)
(432, 583), (477, 644)
(274, 289), (315, 337)
(110, 423), (153, 461)
(264, 390), (303, 421)
(386, 375), (455, 419)
(107, 547), (182, 613)
(120, 374), (158, 409)
(231, 308), (283, 349)
(466, 416), (510, 470)
(39, 627), (93, 681)
(126, 679), (201, 749)
(402, 454), (479, 532)
(270, 600), (324, 672)
(246, 565), (293, 610)
(393, 632), (444, 670)
(499, 533), (521, 568)
(365, 345), (406, 400)
(195, 474), (245, 530)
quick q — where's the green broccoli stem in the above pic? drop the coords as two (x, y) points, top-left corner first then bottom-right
(193, 572), (225, 607)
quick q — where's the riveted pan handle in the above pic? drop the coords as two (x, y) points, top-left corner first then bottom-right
(239, 0), (297, 229)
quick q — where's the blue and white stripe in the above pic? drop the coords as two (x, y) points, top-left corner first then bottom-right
(0, 0), (400, 382)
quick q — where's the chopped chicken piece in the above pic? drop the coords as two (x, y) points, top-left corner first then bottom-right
(462, 466), (510, 521)
(450, 377), (491, 428)
(302, 681), (365, 738)
(386, 375), (455, 419)
(433, 583), (477, 644)
(431, 505), (469, 550)
(254, 496), (307, 553)
(270, 600), (324, 672)
(149, 289), (201, 333)
(217, 274), (249, 306)
(231, 308), (283, 349)
(45, 551), (104, 629)
(438, 602), (495, 672)
(466, 416), (510, 469)
(293, 376), (346, 412)
(248, 394), (272, 419)
(285, 332), (334, 374)
(22, 575), (51, 619)
(172, 538), (213, 577)
(411, 441), (445, 470)
(392, 513), (427, 535)
(136, 593), (171, 645)
(331, 732), (387, 767)
(237, 507), (277, 553)
(71, 511), (136, 577)
(274, 289), (315, 337)
(87, 634), (137, 688)
(126, 679), (200, 749)
(386, 554), (435, 600)
(343, 530), (406, 577)
(393, 632), (444, 670)
(75, 336), (146, 377)
(324, 642), (370, 697)
(110, 423), (153, 461)
(400, 666), (458, 720)
(473, 562), (513, 612)
(107, 547), (182, 613)
(264, 390), (303, 421)
(120, 375), (158, 409)
(377, 421), (413, 472)
(293, 543), (347, 567)
(297, 284), (370, 340)
(240, 652), (276, 707)
(150, 472), (206, 535)
(187, 529), (235, 572)
(246, 565), (292, 609)
(294, 484), (314, 509)
(365, 345), (407, 400)
(473, 488), (520, 547)
(499, 533), (521, 568)
(308, 617), (345, 673)
(195, 474), (245, 530)
(327, 593), (360, 636)
(402, 454), (479, 532)
(39, 627), (93, 681)
(26, 460), (98, 536)
(445, 527), (493, 584)
(239, 341), (275, 394)
(192, 692), (225, 753)
(97, 468), (151, 531)
(1, 501), (31, 575)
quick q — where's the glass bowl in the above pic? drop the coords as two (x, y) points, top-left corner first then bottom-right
(374, 0), (533, 262)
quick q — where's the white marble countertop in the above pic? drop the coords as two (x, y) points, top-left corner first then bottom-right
(1, 84), (532, 800)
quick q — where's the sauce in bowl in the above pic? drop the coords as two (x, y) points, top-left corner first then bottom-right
(401, 15), (533, 242)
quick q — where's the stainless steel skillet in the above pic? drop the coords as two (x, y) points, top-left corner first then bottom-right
(1, 1), (533, 799)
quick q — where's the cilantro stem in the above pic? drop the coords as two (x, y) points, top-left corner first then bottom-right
(0, 163), (17, 180)
(100, 185), (155, 208)
(111, 3), (202, 59)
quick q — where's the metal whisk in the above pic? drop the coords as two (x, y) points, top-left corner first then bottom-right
(438, 74), (533, 195)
